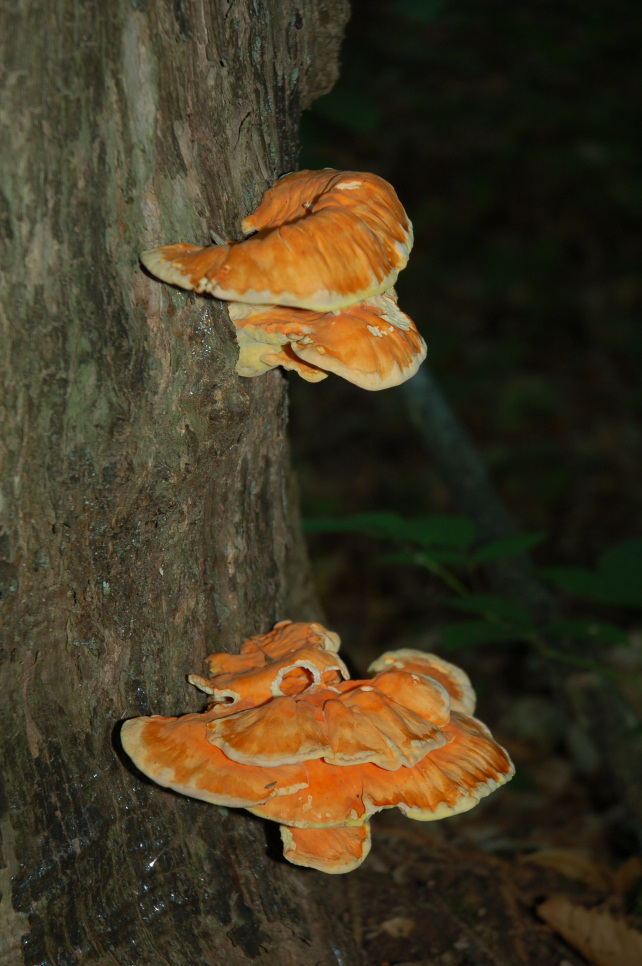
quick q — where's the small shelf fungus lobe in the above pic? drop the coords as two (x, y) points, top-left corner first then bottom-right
(121, 621), (514, 874)
(141, 170), (427, 389)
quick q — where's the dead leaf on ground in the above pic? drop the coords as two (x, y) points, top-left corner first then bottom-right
(612, 856), (642, 894)
(537, 896), (642, 966)
(374, 917), (416, 939)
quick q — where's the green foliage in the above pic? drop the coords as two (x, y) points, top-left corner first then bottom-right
(304, 511), (474, 548)
(440, 621), (522, 651)
(544, 619), (629, 646)
(304, 511), (638, 663)
(392, 0), (445, 25)
(305, 510), (540, 567)
(382, 549), (469, 566)
(441, 594), (534, 627)
(472, 532), (545, 564)
(541, 538), (642, 608)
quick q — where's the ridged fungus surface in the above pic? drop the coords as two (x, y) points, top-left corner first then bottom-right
(140, 171), (426, 389)
(121, 621), (514, 873)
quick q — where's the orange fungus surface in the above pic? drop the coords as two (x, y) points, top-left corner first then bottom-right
(140, 171), (426, 390)
(121, 621), (514, 873)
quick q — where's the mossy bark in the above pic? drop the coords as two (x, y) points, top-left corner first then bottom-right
(0, 1), (357, 963)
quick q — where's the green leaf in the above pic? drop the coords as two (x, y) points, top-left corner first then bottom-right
(542, 544), (642, 608)
(380, 549), (469, 567)
(472, 532), (545, 564)
(416, 549), (471, 566)
(393, 0), (445, 24)
(539, 565), (604, 598)
(596, 538), (642, 607)
(303, 512), (475, 550)
(599, 537), (642, 577)
(440, 621), (521, 651)
(441, 594), (535, 628)
(545, 619), (629, 646)
(379, 550), (424, 567)
(398, 515), (476, 549)
(538, 646), (614, 675)
(303, 512), (403, 536)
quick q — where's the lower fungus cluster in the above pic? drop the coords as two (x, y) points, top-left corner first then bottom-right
(121, 621), (514, 874)
(228, 290), (426, 390)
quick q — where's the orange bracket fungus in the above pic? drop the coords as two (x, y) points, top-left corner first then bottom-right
(121, 621), (514, 874)
(140, 170), (426, 389)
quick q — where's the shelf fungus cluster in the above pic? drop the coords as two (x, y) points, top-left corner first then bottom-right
(140, 170), (426, 389)
(121, 621), (514, 874)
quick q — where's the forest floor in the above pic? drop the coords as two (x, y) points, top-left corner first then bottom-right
(336, 691), (642, 966)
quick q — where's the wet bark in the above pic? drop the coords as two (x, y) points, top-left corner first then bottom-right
(0, 1), (358, 964)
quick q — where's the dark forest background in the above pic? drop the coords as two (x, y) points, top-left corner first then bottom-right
(286, 2), (642, 962)
(294, 0), (641, 640)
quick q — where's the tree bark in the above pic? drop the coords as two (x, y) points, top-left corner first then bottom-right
(0, 2), (357, 964)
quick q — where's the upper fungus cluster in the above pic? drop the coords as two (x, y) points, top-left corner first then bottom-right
(140, 169), (427, 389)
(121, 621), (514, 874)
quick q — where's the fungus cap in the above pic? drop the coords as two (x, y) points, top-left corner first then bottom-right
(190, 619), (340, 684)
(189, 624), (450, 770)
(190, 645), (349, 720)
(121, 623), (513, 874)
(140, 169), (413, 312)
(188, 621), (348, 718)
(280, 822), (371, 874)
(120, 713), (309, 809)
(204, 676), (449, 769)
(368, 649), (476, 714)
(249, 710), (514, 830)
(209, 619), (341, 669)
(229, 291), (427, 390)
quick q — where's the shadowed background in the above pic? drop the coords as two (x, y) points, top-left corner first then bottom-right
(291, 0), (641, 658)
(286, 2), (642, 962)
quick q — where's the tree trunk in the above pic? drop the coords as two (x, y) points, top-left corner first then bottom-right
(0, 2), (357, 964)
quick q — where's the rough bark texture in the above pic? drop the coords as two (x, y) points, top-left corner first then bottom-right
(0, 1), (357, 964)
